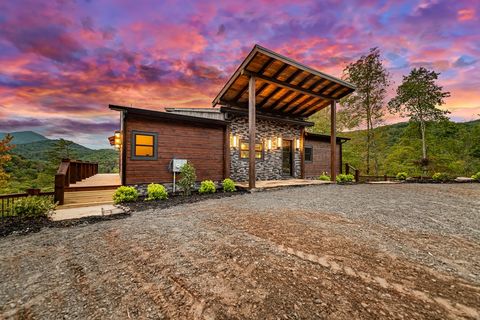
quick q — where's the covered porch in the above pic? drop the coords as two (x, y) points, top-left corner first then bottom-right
(213, 44), (355, 188)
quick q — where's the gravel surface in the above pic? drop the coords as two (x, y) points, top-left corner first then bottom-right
(0, 183), (479, 319)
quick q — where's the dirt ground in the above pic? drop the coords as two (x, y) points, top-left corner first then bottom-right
(0, 183), (479, 319)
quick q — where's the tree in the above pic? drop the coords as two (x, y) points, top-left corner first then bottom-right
(0, 134), (14, 187)
(388, 67), (450, 174)
(47, 139), (77, 165)
(341, 47), (390, 174)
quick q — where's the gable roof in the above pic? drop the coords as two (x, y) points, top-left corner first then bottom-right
(212, 44), (355, 118)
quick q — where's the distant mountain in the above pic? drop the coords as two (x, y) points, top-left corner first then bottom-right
(0, 131), (49, 144)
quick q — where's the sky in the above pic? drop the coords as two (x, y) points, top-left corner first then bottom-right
(0, 0), (479, 149)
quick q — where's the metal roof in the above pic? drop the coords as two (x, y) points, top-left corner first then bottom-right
(212, 44), (355, 118)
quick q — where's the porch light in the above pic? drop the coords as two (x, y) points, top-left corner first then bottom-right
(231, 134), (238, 149)
(277, 137), (282, 149)
(295, 138), (300, 150)
(114, 131), (122, 148)
(267, 138), (272, 151)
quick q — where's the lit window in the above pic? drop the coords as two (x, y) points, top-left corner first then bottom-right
(240, 141), (263, 159)
(304, 146), (313, 162)
(132, 131), (157, 160)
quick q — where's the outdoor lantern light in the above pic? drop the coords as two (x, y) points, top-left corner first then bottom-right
(114, 131), (122, 148)
(277, 136), (282, 149)
(296, 138), (300, 150)
(231, 134), (238, 149)
(267, 138), (272, 151)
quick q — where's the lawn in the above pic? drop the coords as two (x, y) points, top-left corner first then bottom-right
(0, 183), (479, 319)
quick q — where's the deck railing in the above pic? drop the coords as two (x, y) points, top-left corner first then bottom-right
(344, 163), (360, 182)
(55, 159), (98, 205)
(345, 163), (398, 182)
(0, 191), (55, 220)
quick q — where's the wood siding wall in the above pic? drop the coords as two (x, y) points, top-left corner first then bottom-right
(124, 115), (225, 185)
(304, 139), (342, 178)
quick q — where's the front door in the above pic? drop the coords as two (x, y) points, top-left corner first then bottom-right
(282, 140), (293, 176)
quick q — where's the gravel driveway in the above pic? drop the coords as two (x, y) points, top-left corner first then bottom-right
(1, 183), (479, 319)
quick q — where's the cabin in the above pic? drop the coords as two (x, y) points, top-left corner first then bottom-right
(110, 44), (355, 189)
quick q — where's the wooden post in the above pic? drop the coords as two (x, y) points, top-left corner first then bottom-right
(300, 127), (305, 179)
(54, 174), (65, 205)
(345, 163), (350, 175)
(355, 169), (360, 182)
(330, 100), (337, 182)
(248, 76), (256, 189)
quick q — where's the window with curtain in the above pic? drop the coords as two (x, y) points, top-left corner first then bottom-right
(240, 141), (263, 159)
(132, 131), (157, 160)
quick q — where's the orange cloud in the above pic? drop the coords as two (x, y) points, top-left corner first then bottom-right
(458, 8), (475, 21)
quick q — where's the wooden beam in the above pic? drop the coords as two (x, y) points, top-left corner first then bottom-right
(273, 93), (308, 112)
(289, 96), (318, 114)
(300, 100), (331, 117)
(330, 100), (337, 182)
(220, 105), (314, 126)
(234, 58), (276, 102)
(256, 64), (290, 107)
(242, 70), (333, 102)
(300, 127), (305, 179)
(317, 82), (339, 94)
(268, 91), (296, 110)
(296, 73), (315, 88)
(248, 76), (256, 189)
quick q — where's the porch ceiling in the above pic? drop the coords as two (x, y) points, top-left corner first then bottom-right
(212, 45), (355, 118)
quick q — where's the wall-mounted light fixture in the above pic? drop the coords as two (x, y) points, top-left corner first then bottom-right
(277, 137), (282, 149)
(230, 134), (238, 149)
(267, 138), (272, 151)
(114, 131), (122, 149)
(295, 138), (300, 150)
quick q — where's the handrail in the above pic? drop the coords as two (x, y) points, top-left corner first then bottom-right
(344, 163), (360, 182)
(54, 159), (98, 205)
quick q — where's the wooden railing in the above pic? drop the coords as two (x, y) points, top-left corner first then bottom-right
(344, 163), (360, 182)
(0, 191), (54, 220)
(55, 159), (98, 205)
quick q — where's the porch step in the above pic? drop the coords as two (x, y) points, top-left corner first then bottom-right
(58, 190), (116, 209)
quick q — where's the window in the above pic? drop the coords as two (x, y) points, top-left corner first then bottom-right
(240, 141), (263, 160)
(304, 146), (313, 162)
(132, 131), (157, 160)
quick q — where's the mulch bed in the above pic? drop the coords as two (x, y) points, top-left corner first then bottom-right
(0, 191), (246, 238)
(124, 191), (247, 212)
(0, 213), (131, 238)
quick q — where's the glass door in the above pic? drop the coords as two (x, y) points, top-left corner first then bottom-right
(282, 140), (293, 176)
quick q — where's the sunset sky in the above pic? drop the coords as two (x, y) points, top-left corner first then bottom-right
(0, 0), (479, 149)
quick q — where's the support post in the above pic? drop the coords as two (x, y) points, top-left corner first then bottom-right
(330, 100), (337, 182)
(248, 76), (256, 189)
(300, 127), (305, 179)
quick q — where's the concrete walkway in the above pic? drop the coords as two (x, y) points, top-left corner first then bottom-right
(51, 204), (127, 221)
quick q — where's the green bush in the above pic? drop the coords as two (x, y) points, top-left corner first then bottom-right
(222, 178), (236, 192)
(432, 172), (449, 182)
(178, 162), (196, 196)
(471, 172), (480, 181)
(13, 196), (56, 218)
(145, 183), (168, 201)
(396, 172), (408, 180)
(336, 173), (355, 184)
(199, 180), (216, 194)
(318, 173), (330, 181)
(113, 186), (138, 204)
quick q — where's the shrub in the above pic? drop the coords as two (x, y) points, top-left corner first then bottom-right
(113, 186), (138, 204)
(145, 183), (168, 201)
(199, 180), (216, 194)
(318, 173), (330, 181)
(178, 162), (196, 196)
(13, 196), (56, 218)
(222, 178), (236, 192)
(396, 172), (408, 180)
(336, 173), (355, 184)
(471, 172), (480, 182)
(432, 172), (449, 182)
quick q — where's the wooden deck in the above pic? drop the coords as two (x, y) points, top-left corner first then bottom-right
(236, 179), (332, 191)
(59, 174), (121, 209)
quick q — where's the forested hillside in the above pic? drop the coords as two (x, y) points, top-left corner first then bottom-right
(1, 132), (118, 194)
(340, 120), (480, 177)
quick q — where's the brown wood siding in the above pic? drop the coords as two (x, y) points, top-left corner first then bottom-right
(125, 115), (225, 185)
(304, 139), (342, 178)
